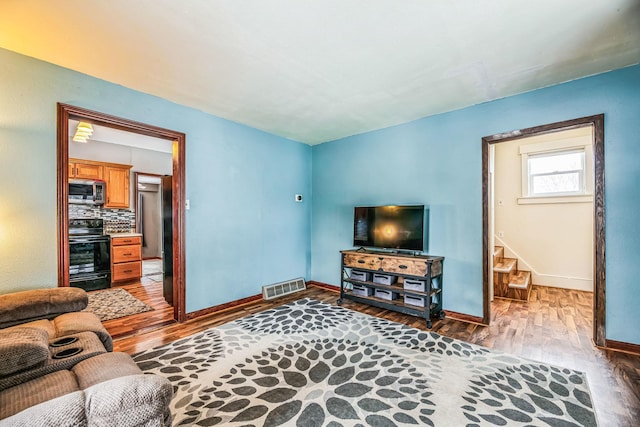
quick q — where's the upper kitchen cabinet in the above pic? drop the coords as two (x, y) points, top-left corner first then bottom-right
(104, 164), (132, 209)
(69, 158), (132, 209)
(69, 159), (103, 180)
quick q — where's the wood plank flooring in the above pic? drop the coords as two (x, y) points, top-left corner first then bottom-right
(111, 284), (640, 427)
(102, 276), (175, 338)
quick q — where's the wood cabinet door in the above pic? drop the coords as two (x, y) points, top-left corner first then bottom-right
(104, 166), (130, 208)
(72, 162), (103, 180)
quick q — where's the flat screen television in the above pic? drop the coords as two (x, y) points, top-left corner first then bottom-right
(353, 205), (425, 251)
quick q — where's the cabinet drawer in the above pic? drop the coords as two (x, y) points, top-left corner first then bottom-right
(112, 261), (142, 282)
(111, 236), (142, 246)
(380, 258), (427, 276)
(343, 253), (381, 270)
(112, 244), (141, 262)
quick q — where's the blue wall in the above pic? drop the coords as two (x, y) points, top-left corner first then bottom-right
(0, 48), (311, 313)
(1, 46), (638, 345)
(311, 64), (640, 345)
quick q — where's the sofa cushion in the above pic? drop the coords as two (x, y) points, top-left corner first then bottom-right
(84, 374), (173, 427)
(72, 352), (142, 389)
(0, 288), (88, 329)
(0, 370), (79, 420)
(0, 327), (49, 377)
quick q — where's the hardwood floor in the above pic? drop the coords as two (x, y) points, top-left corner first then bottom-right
(102, 276), (175, 338)
(111, 284), (640, 427)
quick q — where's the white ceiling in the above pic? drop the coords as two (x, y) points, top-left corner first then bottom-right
(1, 1), (639, 145)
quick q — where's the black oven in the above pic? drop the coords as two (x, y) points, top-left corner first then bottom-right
(69, 219), (111, 291)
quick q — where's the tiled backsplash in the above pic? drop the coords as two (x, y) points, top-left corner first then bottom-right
(69, 205), (135, 232)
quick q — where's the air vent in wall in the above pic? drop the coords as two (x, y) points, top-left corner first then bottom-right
(262, 277), (306, 300)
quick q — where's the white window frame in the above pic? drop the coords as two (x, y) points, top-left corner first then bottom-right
(527, 148), (586, 196)
(518, 136), (593, 205)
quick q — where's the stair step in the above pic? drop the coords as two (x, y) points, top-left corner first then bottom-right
(494, 257), (517, 274)
(493, 246), (505, 266)
(509, 270), (531, 289)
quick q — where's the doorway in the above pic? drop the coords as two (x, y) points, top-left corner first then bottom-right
(135, 172), (174, 306)
(56, 103), (187, 322)
(482, 114), (606, 346)
(135, 173), (163, 261)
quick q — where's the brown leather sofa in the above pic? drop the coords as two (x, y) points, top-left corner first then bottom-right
(0, 287), (173, 426)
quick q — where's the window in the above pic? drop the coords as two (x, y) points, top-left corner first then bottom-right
(527, 149), (586, 196)
(517, 129), (593, 205)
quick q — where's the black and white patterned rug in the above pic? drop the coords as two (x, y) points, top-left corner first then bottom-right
(133, 298), (597, 426)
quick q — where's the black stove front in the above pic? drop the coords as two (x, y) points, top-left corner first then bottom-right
(69, 218), (111, 291)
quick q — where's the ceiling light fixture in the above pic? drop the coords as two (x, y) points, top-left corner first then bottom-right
(72, 122), (93, 143)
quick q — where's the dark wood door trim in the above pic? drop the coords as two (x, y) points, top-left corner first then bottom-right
(481, 114), (605, 346)
(57, 103), (187, 322)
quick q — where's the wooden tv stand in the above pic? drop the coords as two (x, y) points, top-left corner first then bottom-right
(338, 249), (444, 328)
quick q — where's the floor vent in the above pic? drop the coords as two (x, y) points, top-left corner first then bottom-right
(262, 277), (306, 300)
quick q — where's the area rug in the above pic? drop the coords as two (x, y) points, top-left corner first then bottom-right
(133, 298), (597, 426)
(83, 288), (153, 322)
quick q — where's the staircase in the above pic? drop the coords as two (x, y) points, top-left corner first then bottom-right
(493, 246), (532, 301)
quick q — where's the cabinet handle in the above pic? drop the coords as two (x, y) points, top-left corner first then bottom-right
(123, 240), (132, 243)
(123, 253), (132, 256)
(398, 265), (408, 269)
(357, 260), (365, 264)
(123, 270), (132, 273)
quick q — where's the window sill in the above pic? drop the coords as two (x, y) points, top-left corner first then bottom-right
(517, 195), (593, 205)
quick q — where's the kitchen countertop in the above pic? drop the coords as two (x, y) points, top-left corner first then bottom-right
(107, 232), (143, 238)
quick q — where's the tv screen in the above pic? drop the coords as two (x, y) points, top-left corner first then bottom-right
(353, 205), (425, 251)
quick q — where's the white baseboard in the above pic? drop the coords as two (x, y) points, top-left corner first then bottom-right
(531, 273), (592, 292)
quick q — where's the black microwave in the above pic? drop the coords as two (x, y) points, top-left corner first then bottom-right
(69, 180), (106, 205)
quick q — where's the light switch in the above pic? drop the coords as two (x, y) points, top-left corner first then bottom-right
(185, 199), (190, 210)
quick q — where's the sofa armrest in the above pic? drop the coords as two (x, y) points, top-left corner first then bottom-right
(84, 374), (173, 427)
(52, 312), (113, 352)
(0, 327), (49, 377)
(0, 288), (88, 329)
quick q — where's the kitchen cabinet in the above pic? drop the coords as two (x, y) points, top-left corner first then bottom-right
(69, 158), (132, 208)
(104, 164), (132, 208)
(69, 159), (103, 180)
(111, 234), (142, 283)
